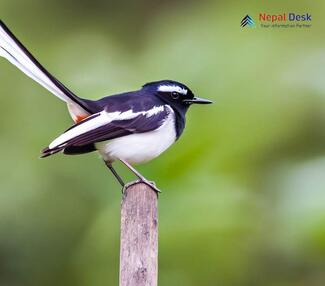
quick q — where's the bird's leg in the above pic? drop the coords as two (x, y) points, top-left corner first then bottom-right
(104, 161), (125, 191)
(119, 159), (161, 193)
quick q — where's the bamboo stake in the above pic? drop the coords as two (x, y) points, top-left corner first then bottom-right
(119, 182), (158, 286)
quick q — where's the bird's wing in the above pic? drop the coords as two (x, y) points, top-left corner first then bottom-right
(0, 20), (93, 119)
(41, 105), (171, 157)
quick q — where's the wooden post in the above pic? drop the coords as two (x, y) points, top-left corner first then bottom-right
(119, 182), (158, 286)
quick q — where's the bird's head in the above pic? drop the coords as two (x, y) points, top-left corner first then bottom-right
(142, 80), (212, 111)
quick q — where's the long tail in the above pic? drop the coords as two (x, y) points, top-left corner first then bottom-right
(0, 20), (93, 115)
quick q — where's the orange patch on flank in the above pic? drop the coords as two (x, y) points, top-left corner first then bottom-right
(75, 114), (89, 123)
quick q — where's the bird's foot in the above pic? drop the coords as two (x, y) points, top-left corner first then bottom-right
(122, 179), (161, 194)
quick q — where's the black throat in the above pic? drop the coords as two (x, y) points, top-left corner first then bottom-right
(153, 94), (188, 140)
(173, 107), (186, 139)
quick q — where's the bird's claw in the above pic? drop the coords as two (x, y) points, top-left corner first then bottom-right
(122, 179), (161, 194)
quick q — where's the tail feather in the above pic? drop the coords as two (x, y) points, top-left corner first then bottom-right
(41, 143), (96, 158)
(0, 20), (93, 114)
(40, 146), (64, 158)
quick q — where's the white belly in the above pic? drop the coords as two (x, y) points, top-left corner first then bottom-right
(95, 112), (176, 164)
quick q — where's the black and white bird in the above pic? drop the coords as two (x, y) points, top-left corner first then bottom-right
(0, 21), (212, 192)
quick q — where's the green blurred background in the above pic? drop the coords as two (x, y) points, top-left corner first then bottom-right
(1, 0), (325, 285)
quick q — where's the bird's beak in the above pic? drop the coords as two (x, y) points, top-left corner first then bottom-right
(183, 97), (213, 104)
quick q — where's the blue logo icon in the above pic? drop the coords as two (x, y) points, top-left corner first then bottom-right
(241, 15), (255, 27)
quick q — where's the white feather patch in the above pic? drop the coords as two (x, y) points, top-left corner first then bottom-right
(48, 105), (166, 149)
(158, 85), (188, 95)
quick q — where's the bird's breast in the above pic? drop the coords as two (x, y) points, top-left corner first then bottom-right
(95, 111), (176, 164)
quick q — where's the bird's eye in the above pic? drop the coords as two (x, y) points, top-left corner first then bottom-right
(171, 92), (179, 99)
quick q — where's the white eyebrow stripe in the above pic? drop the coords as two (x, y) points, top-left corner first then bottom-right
(158, 85), (188, 95)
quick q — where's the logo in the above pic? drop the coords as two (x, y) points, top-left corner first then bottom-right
(240, 13), (312, 29)
(241, 15), (255, 27)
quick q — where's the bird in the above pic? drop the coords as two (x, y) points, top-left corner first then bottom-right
(0, 20), (212, 192)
